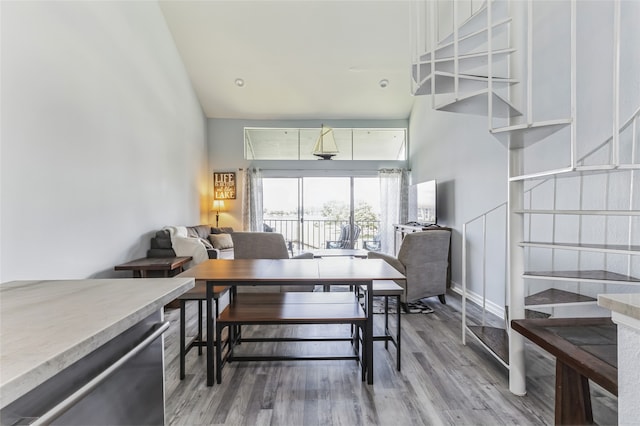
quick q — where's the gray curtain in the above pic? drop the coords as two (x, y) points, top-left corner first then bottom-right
(379, 169), (409, 254)
(241, 167), (263, 231)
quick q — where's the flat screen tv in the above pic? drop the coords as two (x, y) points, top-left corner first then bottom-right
(416, 179), (437, 225)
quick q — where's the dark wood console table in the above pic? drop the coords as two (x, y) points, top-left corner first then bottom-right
(511, 317), (617, 425)
(393, 224), (452, 287)
(114, 256), (192, 278)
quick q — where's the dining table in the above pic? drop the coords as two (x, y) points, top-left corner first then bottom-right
(177, 258), (405, 386)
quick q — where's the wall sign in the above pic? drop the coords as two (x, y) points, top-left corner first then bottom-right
(213, 172), (236, 200)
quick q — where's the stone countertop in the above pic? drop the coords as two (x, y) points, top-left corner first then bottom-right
(0, 278), (194, 409)
(598, 293), (640, 322)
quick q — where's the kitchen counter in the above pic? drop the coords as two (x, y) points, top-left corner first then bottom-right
(598, 293), (640, 322)
(597, 293), (640, 425)
(0, 278), (194, 410)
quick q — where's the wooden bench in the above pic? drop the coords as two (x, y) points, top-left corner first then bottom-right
(511, 317), (617, 425)
(215, 292), (367, 384)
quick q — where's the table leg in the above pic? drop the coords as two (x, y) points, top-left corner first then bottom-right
(206, 281), (214, 386)
(555, 360), (593, 425)
(366, 280), (374, 384)
(396, 294), (401, 371)
(180, 300), (186, 380)
(384, 296), (389, 350)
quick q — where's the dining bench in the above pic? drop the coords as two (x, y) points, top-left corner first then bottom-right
(215, 292), (367, 384)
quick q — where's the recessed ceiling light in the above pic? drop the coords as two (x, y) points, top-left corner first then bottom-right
(379, 79), (389, 88)
(235, 78), (245, 87)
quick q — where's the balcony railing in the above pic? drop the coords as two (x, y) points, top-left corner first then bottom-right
(263, 219), (381, 251)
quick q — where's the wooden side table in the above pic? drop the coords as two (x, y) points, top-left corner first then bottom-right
(114, 257), (192, 278)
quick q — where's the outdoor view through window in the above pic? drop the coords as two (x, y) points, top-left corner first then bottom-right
(262, 177), (380, 252)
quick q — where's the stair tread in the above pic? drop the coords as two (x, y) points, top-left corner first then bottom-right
(525, 288), (596, 307)
(524, 270), (639, 283)
(467, 325), (509, 365)
(436, 89), (521, 118)
(521, 241), (640, 253)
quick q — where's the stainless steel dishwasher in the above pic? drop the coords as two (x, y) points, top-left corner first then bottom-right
(1, 310), (168, 426)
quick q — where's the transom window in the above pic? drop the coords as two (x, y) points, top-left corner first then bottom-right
(244, 127), (406, 161)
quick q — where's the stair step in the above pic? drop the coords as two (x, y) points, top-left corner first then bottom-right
(524, 270), (640, 285)
(436, 89), (521, 118)
(430, 20), (509, 66)
(417, 47), (515, 66)
(490, 120), (572, 149)
(467, 325), (509, 366)
(414, 71), (517, 96)
(436, 1), (511, 49)
(525, 309), (551, 319)
(525, 288), (596, 308)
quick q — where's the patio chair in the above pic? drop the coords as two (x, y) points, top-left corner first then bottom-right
(363, 234), (381, 251)
(326, 224), (361, 249)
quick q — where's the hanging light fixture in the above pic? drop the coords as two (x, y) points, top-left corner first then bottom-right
(311, 124), (339, 160)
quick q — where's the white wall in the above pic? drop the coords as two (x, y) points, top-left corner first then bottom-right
(0, 1), (208, 281)
(409, 100), (508, 308)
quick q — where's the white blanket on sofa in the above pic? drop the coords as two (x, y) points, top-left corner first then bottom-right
(164, 226), (209, 268)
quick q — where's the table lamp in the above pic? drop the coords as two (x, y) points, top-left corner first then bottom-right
(212, 200), (225, 227)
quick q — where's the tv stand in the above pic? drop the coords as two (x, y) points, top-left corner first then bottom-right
(393, 223), (452, 288)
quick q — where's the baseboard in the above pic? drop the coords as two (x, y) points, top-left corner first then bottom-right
(450, 281), (505, 320)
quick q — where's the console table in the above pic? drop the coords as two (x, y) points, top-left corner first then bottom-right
(114, 256), (192, 278)
(393, 224), (452, 287)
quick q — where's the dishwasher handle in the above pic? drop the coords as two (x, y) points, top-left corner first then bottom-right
(31, 321), (171, 426)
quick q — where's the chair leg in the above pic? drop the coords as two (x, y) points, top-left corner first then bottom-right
(438, 294), (446, 304)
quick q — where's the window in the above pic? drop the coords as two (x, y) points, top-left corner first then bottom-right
(262, 177), (381, 251)
(245, 127), (406, 161)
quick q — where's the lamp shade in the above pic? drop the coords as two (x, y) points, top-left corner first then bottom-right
(212, 200), (225, 212)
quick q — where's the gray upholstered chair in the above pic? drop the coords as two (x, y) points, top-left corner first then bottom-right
(367, 230), (451, 309)
(230, 232), (314, 292)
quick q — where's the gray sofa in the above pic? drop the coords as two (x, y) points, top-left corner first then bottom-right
(147, 225), (235, 267)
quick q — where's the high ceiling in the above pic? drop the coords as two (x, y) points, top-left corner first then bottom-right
(159, 1), (415, 120)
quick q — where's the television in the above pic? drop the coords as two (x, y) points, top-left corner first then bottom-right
(415, 179), (437, 225)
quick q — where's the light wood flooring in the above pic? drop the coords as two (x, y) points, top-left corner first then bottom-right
(163, 291), (617, 425)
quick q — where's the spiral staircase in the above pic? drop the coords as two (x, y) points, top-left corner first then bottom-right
(411, 0), (640, 395)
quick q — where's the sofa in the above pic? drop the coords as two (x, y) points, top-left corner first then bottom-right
(147, 225), (235, 269)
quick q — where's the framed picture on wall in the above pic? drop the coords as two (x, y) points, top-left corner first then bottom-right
(213, 172), (236, 200)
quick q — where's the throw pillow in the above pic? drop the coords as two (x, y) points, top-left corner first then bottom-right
(199, 238), (214, 250)
(209, 233), (233, 250)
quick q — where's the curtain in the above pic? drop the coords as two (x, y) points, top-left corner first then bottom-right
(379, 169), (409, 254)
(241, 167), (263, 231)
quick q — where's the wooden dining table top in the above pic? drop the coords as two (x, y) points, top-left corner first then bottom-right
(177, 258), (405, 283)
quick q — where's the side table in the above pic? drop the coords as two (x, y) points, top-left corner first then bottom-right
(114, 256), (192, 278)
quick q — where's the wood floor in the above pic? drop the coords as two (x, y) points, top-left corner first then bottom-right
(163, 291), (618, 425)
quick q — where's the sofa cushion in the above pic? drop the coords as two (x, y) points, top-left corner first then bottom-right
(209, 233), (234, 250)
(211, 226), (234, 234)
(187, 225), (211, 240)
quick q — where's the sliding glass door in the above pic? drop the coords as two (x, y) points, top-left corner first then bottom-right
(263, 177), (380, 251)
